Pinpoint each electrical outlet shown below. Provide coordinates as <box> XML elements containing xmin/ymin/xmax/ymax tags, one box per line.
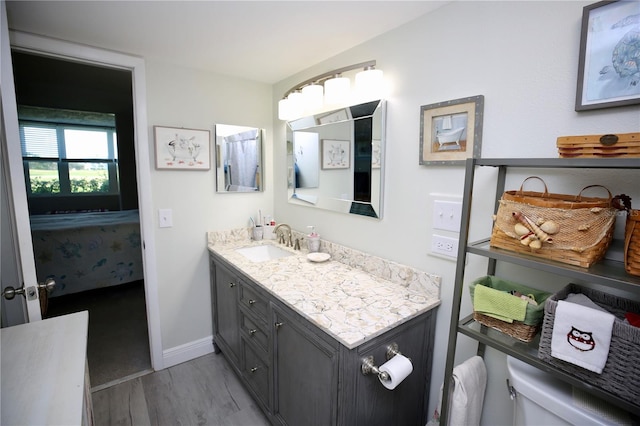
<box><xmin>433</xmin><ymin>200</ymin><xmax>463</xmax><ymax>232</ymax></box>
<box><xmin>431</xmin><ymin>234</ymin><xmax>458</xmax><ymax>258</ymax></box>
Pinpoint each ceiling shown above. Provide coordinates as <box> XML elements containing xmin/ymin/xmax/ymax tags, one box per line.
<box><xmin>5</xmin><ymin>1</ymin><xmax>446</xmax><ymax>84</ymax></box>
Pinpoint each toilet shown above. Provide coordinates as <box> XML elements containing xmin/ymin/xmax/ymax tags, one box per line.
<box><xmin>506</xmin><ymin>356</ymin><xmax>633</xmax><ymax>425</ymax></box>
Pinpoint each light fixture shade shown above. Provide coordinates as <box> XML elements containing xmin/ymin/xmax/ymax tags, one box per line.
<box><xmin>287</xmin><ymin>91</ymin><xmax>304</xmax><ymax>119</ymax></box>
<box><xmin>278</xmin><ymin>98</ymin><xmax>291</xmax><ymax>120</ymax></box>
<box><xmin>302</xmin><ymin>84</ymin><xmax>324</xmax><ymax>111</ymax></box>
<box><xmin>355</xmin><ymin>68</ymin><xmax>384</xmax><ymax>98</ymax></box>
<box><xmin>324</xmin><ymin>76</ymin><xmax>351</xmax><ymax>105</ymax></box>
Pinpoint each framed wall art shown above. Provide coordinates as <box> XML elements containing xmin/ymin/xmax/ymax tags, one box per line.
<box><xmin>575</xmin><ymin>0</ymin><xmax>640</xmax><ymax>111</ymax></box>
<box><xmin>419</xmin><ymin>95</ymin><xmax>484</xmax><ymax>166</ymax></box>
<box><xmin>321</xmin><ymin>139</ymin><xmax>350</xmax><ymax>169</ymax></box>
<box><xmin>154</xmin><ymin>126</ymin><xmax>211</xmax><ymax>170</ymax></box>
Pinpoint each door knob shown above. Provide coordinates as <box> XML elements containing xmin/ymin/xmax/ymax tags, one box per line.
<box><xmin>1</xmin><ymin>285</ymin><xmax>25</xmax><ymax>300</ymax></box>
<box><xmin>2</xmin><ymin>279</ymin><xmax>56</xmax><ymax>301</ymax></box>
<box><xmin>38</xmin><ymin>278</ymin><xmax>56</xmax><ymax>292</ymax></box>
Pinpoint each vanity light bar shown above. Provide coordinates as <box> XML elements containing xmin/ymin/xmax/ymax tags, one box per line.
<box><xmin>278</xmin><ymin>60</ymin><xmax>383</xmax><ymax>121</ymax></box>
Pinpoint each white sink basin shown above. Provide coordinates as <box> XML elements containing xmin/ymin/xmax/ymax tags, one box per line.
<box><xmin>235</xmin><ymin>244</ymin><xmax>294</xmax><ymax>262</ymax></box>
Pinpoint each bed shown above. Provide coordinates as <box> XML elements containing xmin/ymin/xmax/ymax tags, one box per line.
<box><xmin>30</xmin><ymin>210</ymin><xmax>144</xmax><ymax>298</ymax></box>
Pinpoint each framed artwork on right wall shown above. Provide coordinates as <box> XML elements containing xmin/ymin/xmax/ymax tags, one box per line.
<box><xmin>575</xmin><ymin>0</ymin><xmax>640</xmax><ymax>111</ymax></box>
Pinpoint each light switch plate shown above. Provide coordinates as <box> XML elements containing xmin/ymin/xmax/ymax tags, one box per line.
<box><xmin>433</xmin><ymin>200</ymin><xmax>462</xmax><ymax>232</ymax></box>
<box><xmin>158</xmin><ymin>208</ymin><xmax>173</xmax><ymax>228</ymax></box>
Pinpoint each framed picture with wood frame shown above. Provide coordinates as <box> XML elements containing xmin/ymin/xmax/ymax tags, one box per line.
<box><xmin>575</xmin><ymin>0</ymin><xmax>640</xmax><ymax>111</ymax></box>
<box><xmin>154</xmin><ymin>126</ymin><xmax>211</xmax><ymax>170</ymax></box>
<box><xmin>419</xmin><ymin>95</ymin><xmax>484</xmax><ymax>166</ymax></box>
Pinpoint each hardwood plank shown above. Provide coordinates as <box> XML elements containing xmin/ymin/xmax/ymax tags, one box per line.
<box><xmin>92</xmin><ymin>353</ymin><xmax>269</xmax><ymax>426</ymax></box>
<box><xmin>92</xmin><ymin>378</ymin><xmax>151</xmax><ymax>426</ymax></box>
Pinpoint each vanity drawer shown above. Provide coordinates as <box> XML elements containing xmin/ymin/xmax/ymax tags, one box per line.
<box><xmin>239</xmin><ymin>283</ymin><xmax>268</xmax><ymax>321</ymax></box>
<box><xmin>240</xmin><ymin>310</ymin><xmax>269</xmax><ymax>354</ymax></box>
<box><xmin>242</xmin><ymin>339</ymin><xmax>270</xmax><ymax>410</ymax></box>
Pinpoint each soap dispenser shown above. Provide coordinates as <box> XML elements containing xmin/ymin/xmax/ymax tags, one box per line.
<box><xmin>307</xmin><ymin>226</ymin><xmax>320</xmax><ymax>253</ymax></box>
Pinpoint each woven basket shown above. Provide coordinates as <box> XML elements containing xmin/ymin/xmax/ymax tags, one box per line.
<box><xmin>472</xmin><ymin>312</ymin><xmax>539</xmax><ymax>342</ymax></box>
<box><xmin>557</xmin><ymin>132</ymin><xmax>640</xmax><ymax>158</ymax></box>
<box><xmin>469</xmin><ymin>276</ymin><xmax>551</xmax><ymax>343</ymax></box>
<box><xmin>538</xmin><ymin>284</ymin><xmax>640</xmax><ymax>405</ymax></box>
<box><xmin>490</xmin><ymin>177</ymin><xmax>616</xmax><ymax>268</ymax></box>
<box><xmin>625</xmin><ymin>209</ymin><xmax>640</xmax><ymax>276</ymax></box>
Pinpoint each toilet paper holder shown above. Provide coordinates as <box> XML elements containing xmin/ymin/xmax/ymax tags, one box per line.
<box><xmin>361</xmin><ymin>342</ymin><xmax>405</xmax><ymax>382</ymax></box>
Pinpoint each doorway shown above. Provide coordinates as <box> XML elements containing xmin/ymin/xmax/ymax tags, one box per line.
<box><xmin>11</xmin><ymin>51</ymin><xmax>152</xmax><ymax>388</ymax></box>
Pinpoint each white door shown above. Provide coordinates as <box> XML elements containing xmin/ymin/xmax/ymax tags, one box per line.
<box><xmin>4</xmin><ymin>16</ymin><xmax>163</xmax><ymax>369</ymax></box>
<box><xmin>0</xmin><ymin>1</ymin><xmax>42</xmax><ymax>323</ymax></box>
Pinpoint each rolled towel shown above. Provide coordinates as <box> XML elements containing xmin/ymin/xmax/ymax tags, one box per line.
<box><xmin>551</xmin><ymin>300</ymin><xmax>615</xmax><ymax>374</ymax></box>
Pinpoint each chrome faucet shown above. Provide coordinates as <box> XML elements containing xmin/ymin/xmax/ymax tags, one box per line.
<box><xmin>274</xmin><ymin>223</ymin><xmax>292</xmax><ymax>247</ymax></box>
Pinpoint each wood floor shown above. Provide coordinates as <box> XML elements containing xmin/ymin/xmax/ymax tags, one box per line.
<box><xmin>92</xmin><ymin>352</ymin><xmax>270</xmax><ymax>426</ymax></box>
<box><xmin>45</xmin><ymin>281</ymin><xmax>151</xmax><ymax>387</ymax></box>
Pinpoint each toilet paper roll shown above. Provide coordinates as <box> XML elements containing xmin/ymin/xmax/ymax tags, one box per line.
<box><xmin>379</xmin><ymin>354</ymin><xmax>413</xmax><ymax>390</ymax></box>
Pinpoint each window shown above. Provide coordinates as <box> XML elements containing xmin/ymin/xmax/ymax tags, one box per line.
<box><xmin>18</xmin><ymin>107</ymin><xmax>119</xmax><ymax>196</ymax></box>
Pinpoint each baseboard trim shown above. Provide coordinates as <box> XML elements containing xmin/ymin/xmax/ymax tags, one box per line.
<box><xmin>162</xmin><ymin>336</ymin><xmax>215</xmax><ymax>369</ymax></box>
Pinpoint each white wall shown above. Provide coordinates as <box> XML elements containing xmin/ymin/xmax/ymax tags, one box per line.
<box><xmin>272</xmin><ymin>2</ymin><xmax>639</xmax><ymax>424</ymax></box>
<box><xmin>144</xmin><ymin>61</ymin><xmax>274</xmax><ymax>351</ymax></box>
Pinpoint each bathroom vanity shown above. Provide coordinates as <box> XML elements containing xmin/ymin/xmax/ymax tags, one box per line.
<box><xmin>207</xmin><ymin>230</ymin><xmax>440</xmax><ymax>426</ymax></box>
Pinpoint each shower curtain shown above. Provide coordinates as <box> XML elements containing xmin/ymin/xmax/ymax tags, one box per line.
<box><xmin>225</xmin><ymin>129</ymin><xmax>259</xmax><ymax>190</ymax></box>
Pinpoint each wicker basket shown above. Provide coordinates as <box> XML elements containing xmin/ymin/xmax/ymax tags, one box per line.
<box><xmin>469</xmin><ymin>276</ymin><xmax>551</xmax><ymax>343</ymax></box>
<box><xmin>538</xmin><ymin>284</ymin><xmax>640</xmax><ymax>405</ymax></box>
<box><xmin>557</xmin><ymin>132</ymin><xmax>640</xmax><ymax>158</ymax></box>
<box><xmin>625</xmin><ymin>209</ymin><xmax>640</xmax><ymax>277</ymax></box>
<box><xmin>490</xmin><ymin>177</ymin><xmax>617</xmax><ymax>268</ymax></box>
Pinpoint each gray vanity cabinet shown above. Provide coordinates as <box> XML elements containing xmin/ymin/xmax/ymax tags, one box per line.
<box><xmin>272</xmin><ymin>304</ymin><xmax>339</xmax><ymax>426</ymax></box>
<box><xmin>210</xmin><ymin>257</ymin><xmax>242</xmax><ymax>368</ymax></box>
<box><xmin>209</xmin><ymin>252</ymin><xmax>436</xmax><ymax>426</ymax></box>
<box><xmin>239</xmin><ymin>279</ymin><xmax>273</xmax><ymax>413</ymax></box>
<box><xmin>345</xmin><ymin>313</ymin><xmax>434</xmax><ymax>426</ymax></box>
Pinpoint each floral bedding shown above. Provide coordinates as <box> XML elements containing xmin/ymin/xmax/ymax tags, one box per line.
<box><xmin>30</xmin><ymin>210</ymin><xmax>143</xmax><ymax>297</ymax></box>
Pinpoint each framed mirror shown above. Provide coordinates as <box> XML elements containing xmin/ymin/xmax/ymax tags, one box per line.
<box><xmin>215</xmin><ymin>124</ymin><xmax>264</xmax><ymax>192</ymax></box>
<box><xmin>287</xmin><ymin>99</ymin><xmax>386</xmax><ymax>218</ymax></box>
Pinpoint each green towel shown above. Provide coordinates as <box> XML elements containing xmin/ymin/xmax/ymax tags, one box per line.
<box><xmin>474</xmin><ymin>284</ymin><xmax>528</xmax><ymax>323</ymax></box>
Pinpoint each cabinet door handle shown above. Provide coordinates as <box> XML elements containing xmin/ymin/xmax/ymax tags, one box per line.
<box><xmin>275</xmin><ymin>322</ymin><xmax>284</xmax><ymax>329</ymax></box>
<box><xmin>248</xmin><ymin>299</ymin><xmax>256</xmax><ymax>305</ymax></box>
<box><xmin>249</xmin><ymin>329</ymin><xmax>257</xmax><ymax>335</ymax></box>
<box><xmin>250</xmin><ymin>366</ymin><xmax>259</xmax><ymax>373</ymax></box>
<box><xmin>229</xmin><ymin>282</ymin><xmax>235</xmax><ymax>288</ymax></box>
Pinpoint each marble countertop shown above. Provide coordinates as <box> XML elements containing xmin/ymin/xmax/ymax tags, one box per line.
<box><xmin>208</xmin><ymin>233</ymin><xmax>440</xmax><ymax>349</ymax></box>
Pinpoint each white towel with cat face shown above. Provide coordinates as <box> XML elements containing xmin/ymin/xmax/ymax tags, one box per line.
<box><xmin>550</xmin><ymin>300</ymin><xmax>615</xmax><ymax>374</ymax></box>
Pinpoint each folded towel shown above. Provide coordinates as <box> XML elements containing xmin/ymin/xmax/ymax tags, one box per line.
<box><xmin>551</xmin><ymin>300</ymin><xmax>615</xmax><ymax>374</ymax></box>
<box><xmin>474</xmin><ymin>284</ymin><xmax>528</xmax><ymax>323</ymax></box>
<box><xmin>625</xmin><ymin>312</ymin><xmax>640</xmax><ymax>328</ymax></box>
<box><xmin>565</xmin><ymin>293</ymin><xmax>608</xmax><ymax>313</ymax></box>
<box><xmin>433</xmin><ymin>356</ymin><xmax>487</xmax><ymax>426</ymax></box>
